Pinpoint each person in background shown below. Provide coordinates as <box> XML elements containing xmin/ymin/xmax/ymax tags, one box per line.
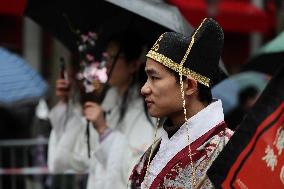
<box><xmin>225</xmin><ymin>86</ymin><xmax>259</xmax><ymax>130</ymax></box>
<box><xmin>48</xmin><ymin>31</ymin><xmax>156</xmax><ymax>189</ymax></box>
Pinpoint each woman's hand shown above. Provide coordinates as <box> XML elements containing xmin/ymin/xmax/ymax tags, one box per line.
<box><xmin>83</xmin><ymin>102</ymin><xmax>108</xmax><ymax>135</ymax></box>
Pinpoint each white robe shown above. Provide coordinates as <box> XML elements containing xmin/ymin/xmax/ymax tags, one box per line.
<box><xmin>48</xmin><ymin>86</ymin><xmax>155</xmax><ymax>189</ymax></box>
<box><xmin>128</xmin><ymin>100</ymin><xmax>233</xmax><ymax>189</ymax></box>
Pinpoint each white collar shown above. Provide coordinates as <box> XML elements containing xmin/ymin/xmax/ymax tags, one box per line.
<box><xmin>141</xmin><ymin>100</ymin><xmax>224</xmax><ymax>188</ymax></box>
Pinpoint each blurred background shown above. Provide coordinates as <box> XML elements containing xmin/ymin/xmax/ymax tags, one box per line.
<box><xmin>0</xmin><ymin>0</ymin><xmax>283</xmax><ymax>188</ymax></box>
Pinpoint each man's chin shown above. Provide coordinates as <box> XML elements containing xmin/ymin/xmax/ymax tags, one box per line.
<box><xmin>148</xmin><ymin>109</ymin><xmax>164</xmax><ymax>118</ymax></box>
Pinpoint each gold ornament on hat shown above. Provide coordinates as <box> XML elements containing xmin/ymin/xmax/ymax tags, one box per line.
<box><xmin>179</xmin><ymin>18</ymin><xmax>208</xmax><ymax>188</ymax></box>
<box><xmin>146</xmin><ymin>27</ymin><xmax>211</xmax><ymax>87</ymax></box>
<box><xmin>151</xmin><ymin>33</ymin><xmax>165</xmax><ymax>52</ymax></box>
<box><xmin>146</xmin><ymin>50</ymin><xmax>210</xmax><ymax>87</ymax></box>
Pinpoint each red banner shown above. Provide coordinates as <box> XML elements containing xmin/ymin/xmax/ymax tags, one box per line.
<box><xmin>208</xmin><ymin>64</ymin><xmax>284</xmax><ymax>189</ymax></box>
<box><xmin>223</xmin><ymin>103</ymin><xmax>284</xmax><ymax>188</ymax></box>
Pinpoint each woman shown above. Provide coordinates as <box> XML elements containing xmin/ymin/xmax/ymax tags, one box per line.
<box><xmin>48</xmin><ymin>31</ymin><xmax>155</xmax><ymax>189</ymax></box>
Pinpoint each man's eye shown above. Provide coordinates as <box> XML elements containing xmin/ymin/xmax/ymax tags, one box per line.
<box><xmin>151</xmin><ymin>76</ymin><xmax>159</xmax><ymax>80</ymax></box>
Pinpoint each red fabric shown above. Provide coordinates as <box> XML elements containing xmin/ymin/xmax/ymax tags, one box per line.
<box><xmin>129</xmin><ymin>151</ymin><xmax>151</xmax><ymax>186</ymax></box>
<box><xmin>169</xmin><ymin>0</ymin><xmax>275</xmax><ymax>34</ymax></box>
<box><xmin>150</xmin><ymin>122</ymin><xmax>227</xmax><ymax>189</ymax></box>
<box><xmin>222</xmin><ymin>102</ymin><xmax>284</xmax><ymax>189</ymax></box>
<box><xmin>0</xmin><ymin>0</ymin><xmax>27</xmax><ymax>16</ymax></box>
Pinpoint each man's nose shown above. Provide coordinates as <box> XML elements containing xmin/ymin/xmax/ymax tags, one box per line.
<box><xmin>141</xmin><ymin>82</ymin><xmax>150</xmax><ymax>96</ymax></box>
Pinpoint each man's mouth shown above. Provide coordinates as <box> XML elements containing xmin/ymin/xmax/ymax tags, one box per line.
<box><xmin>145</xmin><ymin>99</ymin><xmax>154</xmax><ymax>107</ymax></box>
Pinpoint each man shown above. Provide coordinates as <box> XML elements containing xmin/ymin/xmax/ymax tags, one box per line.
<box><xmin>128</xmin><ymin>18</ymin><xmax>233</xmax><ymax>189</ymax></box>
<box><xmin>225</xmin><ymin>86</ymin><xmax>259</xmax><ymax>130</ymax></box>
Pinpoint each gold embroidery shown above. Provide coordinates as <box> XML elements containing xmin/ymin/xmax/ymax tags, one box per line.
<box><xmin>146</xmin><ymin>50</ymin><xmax>210</xmax><ymax>87</ymax></box>
<box><xmin>180</xmin><ymin>18</ymin><xmax>206</xmax><ymax>69</ymax></box>
<box><xmin>151</xmin><ymin>33</ymin><xmax>165</xmax><ymax>52</ymax></box>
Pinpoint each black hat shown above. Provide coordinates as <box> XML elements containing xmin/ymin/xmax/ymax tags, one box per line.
<box><xmin>146</xmin><ymin>18</ymin><xmax>224</xmax><ymax>87</ymax></box>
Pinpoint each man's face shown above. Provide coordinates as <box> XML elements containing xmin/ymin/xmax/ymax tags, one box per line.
<box><xmin>141</xmin><ymin>58</ymin><xmax>183</xmax><ymax>118</ymax></box>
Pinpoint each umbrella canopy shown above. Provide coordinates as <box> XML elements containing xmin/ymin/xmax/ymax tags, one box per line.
<box><xmin>208</xmin><ymin>64</ymin><xmax>284</xmax><ymax>189</ymax></box>
<box><xmin>24</xmin><ymin>0</ymin><xmax>193</xmax><ymax>52</ymax></box>
<box><xmin>0</xmin><ymin>47</ymin><xmax>48</xmax><ymax>106</ymax></box>
<box><xmin>25</xmin><ymin>0</ymin><xmax>231</xmax><ymax>79</ymax></box>
<box><xmin>106</xmin><ymin>0</ymin><xmax>191</xmax><ymax>35</ymax></box>
<box><xmin>212</xmin><ymin>71</ymin><xmax>270</xmax><ymax>114</ymax></box>
<box><xmin>242</xmin><ymin>31</ymin><xmax>284</xmax><ymax>75</ymax></box>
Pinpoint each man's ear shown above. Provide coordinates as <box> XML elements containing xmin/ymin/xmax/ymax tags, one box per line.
<box><xmin>184</xmin><ymin>77</ymin><xmax>198</xmax><ymax>96</ymax></box>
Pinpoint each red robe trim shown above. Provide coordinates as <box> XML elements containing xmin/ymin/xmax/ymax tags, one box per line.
<box><xmin>129</xmin><ymin>122</ymin><xmax>232</xmax><ymax>189</ymax></box>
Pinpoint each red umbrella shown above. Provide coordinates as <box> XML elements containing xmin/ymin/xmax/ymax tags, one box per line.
<box><xmin>0</xmin><ymin>0</ymin><xmax>27</xmax><ymax>16</ymax></box>
<box><xmin>168</xmin><ymin>0</ymin><xmax>275</xmax><ymax>34</ymax></box>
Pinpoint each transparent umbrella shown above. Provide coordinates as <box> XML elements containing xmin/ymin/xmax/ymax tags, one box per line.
<box><xmin>212</xmin><ymin>71</ymin><xmax>270</xmax><ymax>114</ymax></box>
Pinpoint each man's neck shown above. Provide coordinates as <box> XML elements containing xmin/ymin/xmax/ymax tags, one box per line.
<box><xmin>165</xmin><ymin>100</ymin><xmax>208</xmax><ymax>138</ymax></box>
<box><xmin>163</xmin><ymin>119</ymin><xmax>182</xmax><ymax>138</ymax></box>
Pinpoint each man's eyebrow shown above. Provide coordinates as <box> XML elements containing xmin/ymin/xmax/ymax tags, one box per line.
<box><xmin>145</xmin><ymin>68</ymin><xmax>159</xmax><ymax>75</ymax></box>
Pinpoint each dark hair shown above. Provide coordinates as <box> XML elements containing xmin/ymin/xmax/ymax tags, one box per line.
<box><xmin>108</xmin><ymin>31</ymin><xmax>143</xmax><ymax>63</ymax></box>
<box><xmin>108</xmin><ymin>32</ymin><xmax>154</xmax><ymax>126</ymax></box>
<box><xmin>168</xmin><ymin>68</ymin><xmax>213</xmax><ymax>104</ymax></box>
<box><xmin>197</xmin><ymin>83</ymin><xmax>213</xmax><ymax>104</ymax></box>
<box><xmin>239</xmin><ymin>86</ymin><xmax>259</xmax><ymax>105</ymax></box>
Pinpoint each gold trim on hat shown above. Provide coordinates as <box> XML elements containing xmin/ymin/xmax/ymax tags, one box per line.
<box><xmin>146</xmin><ymin>50</ymin><xmax>210</xmax><ymax>87</ymax></box>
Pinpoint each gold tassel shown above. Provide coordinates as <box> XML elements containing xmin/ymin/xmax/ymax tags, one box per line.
<box><xmin>178</xmin><ymin>18</ymin><xmax>208</xmax><ymax>188</ymax></box>
<box><xmin>146</xmin><ymin>118</ymin><xmax>160</xmax><ymax>178</ymax></box>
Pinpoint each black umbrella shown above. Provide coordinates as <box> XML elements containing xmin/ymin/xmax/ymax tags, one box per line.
<box><xmin>241</xmin><ymin>31</ymin><xmax>284</xmax><ymax>75</ymax></box>
<box><xmin>207</xmin><ymin>64</ymin><xmax>284</xmax><ymax>189</ymax></box>
<box><xmin>25</xmin><ymin>0</ymin><xmax>194</xmax><ymax>158</ymax></box>
<box><xmin>25</xmin><ymin>0</ymin><xmax>229</xmax><ymax>81</ymax></box>
<box><xmin>24</xmin><ymin>0</ymin><xmax>193</xmax><ymax>52</ymax></box>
